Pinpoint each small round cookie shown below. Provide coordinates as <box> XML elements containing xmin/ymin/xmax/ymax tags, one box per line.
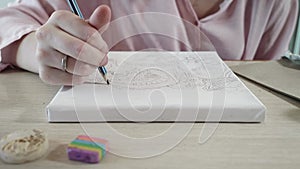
<box><xmin>0</xmin><ymin>129</ymin><xmax>49</xmax><ymax>164</ymax></box>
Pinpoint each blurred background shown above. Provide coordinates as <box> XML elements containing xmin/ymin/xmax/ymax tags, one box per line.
<box><xmin>0</xmin><ymin>0</ymin><xmax>12</xmax><ymax>7</ymax></box>
<box><xmin>0</xmin><ymin>0</ymin><xmax>299</xmax><ymax>55</ymax></box>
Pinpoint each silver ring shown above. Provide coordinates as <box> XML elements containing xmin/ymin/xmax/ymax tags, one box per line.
<box><xmin>61</xmin><ymin>55</ymin><xmax>68</xmax><ymax>72</ymax></box>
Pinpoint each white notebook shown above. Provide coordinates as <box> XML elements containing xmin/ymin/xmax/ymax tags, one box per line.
<box><xmin>46</xmin><ymin>52</ymin><xmax>265</xmax><ymax>122</ymax></box>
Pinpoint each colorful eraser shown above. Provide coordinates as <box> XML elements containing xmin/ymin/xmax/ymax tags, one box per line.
<box><xmin>67</xmin><ymin>135</ymin><xmax>109</xmax><ymax>163</ymax></box>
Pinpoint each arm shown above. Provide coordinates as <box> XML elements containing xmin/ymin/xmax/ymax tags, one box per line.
<box><xmin>0</xmin><ymin>0</ymin><xmax>55</xmax><ymax>72</ymax></box>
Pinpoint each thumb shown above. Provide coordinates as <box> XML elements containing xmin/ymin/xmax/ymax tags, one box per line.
<box><xmin>88</xmin><ymin>5</ymin><xmax>111</xmax><ymax>34</ymax></box>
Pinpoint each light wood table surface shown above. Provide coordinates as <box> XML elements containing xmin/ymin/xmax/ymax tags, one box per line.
<box><xmin>0</xmin><ymin>62</ymin><xmax>299</xmax><ymax>169</ymax></box>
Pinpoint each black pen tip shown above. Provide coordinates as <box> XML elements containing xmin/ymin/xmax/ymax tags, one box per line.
<box><xmin>106</xmin><ymin>79</ymin><xmax>110</xmax><ymax>85</ymax></box>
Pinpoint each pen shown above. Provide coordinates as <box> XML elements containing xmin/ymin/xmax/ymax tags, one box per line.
<box><xmin>66</xmin><ymin>0</ymin><xmax>110</xmax><ymax>85</ymax></box>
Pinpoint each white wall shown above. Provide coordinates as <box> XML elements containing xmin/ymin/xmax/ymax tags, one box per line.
<box><xmin>0</xmin><ymin>0</ymin><xmax>15</xmax><ymax>8</ymax></box>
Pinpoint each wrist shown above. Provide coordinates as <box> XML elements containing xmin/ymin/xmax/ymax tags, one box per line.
<box><xmin>15</xmin><ymin>32</ymin><xmax>39</xmax><ymax>73</ymax></box>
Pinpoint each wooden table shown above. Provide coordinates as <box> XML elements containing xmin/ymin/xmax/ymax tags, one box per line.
<box><xmin>0</xmin><ymin>62</ymin><xmax>299</xmax><ymax>169</ymax></box>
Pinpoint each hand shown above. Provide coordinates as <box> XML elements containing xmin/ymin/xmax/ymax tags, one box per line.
<box><xmin>35</xmin><ymin>5</ymin><xmax>111</xmax><ymax>85</ymax></box>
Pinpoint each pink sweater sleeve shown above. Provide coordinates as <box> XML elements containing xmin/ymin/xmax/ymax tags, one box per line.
<box><xmin>254</xmin><ymin>0</ymin><xmax>299</xmax><ymax>60</ymax></box>
<box><xmin>0</xmin><ymin>0</ymin><xmax>67</xmax><ymax>71</ymax></box>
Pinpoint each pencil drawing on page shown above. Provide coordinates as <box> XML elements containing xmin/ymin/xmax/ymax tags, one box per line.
<box><xmin>85</xmin><ymin>52</ymin><xmax>241</xmax><ymax>91</ymax></box>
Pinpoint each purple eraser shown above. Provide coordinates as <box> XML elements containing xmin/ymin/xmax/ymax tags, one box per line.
<box><xmin>67</xmin><ymin>147</ymin><xmax>99</xmax><ymax>163</ymax></box>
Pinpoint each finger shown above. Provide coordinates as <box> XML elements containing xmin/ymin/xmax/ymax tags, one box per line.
<box><xmin>36</xmin><ymin>25</ymin><xmax>106</xmax><ymax>66</ymax></box>
<box><xmin>36</xmin><ymin>47</ymin><xmax>98</xmax><ymax>76</ymax></box>
<box><xmin>99</xmin><ymin>55</ymin><xmax>108</xmax><ymax>66</ymax></box>
<box><xmin>89</xmin><ymin>5</ymin><xmax>111</xmax><ymax>33</ymax></box>
<box><xmin>48</xmin><ymin>11</ymin><xmax>108</xmax><ymax>52</ymax></box>
<box><xmin>39</xmin><ymin>65</ymin><xmax>87</xmax><ymax>86</ymax></box>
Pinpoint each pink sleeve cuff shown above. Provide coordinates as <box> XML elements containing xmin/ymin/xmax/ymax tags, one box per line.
<box><xmin>0</xmin><ymin>63</ymin><xmax>10</xmax><ymax>72</ymax></box>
